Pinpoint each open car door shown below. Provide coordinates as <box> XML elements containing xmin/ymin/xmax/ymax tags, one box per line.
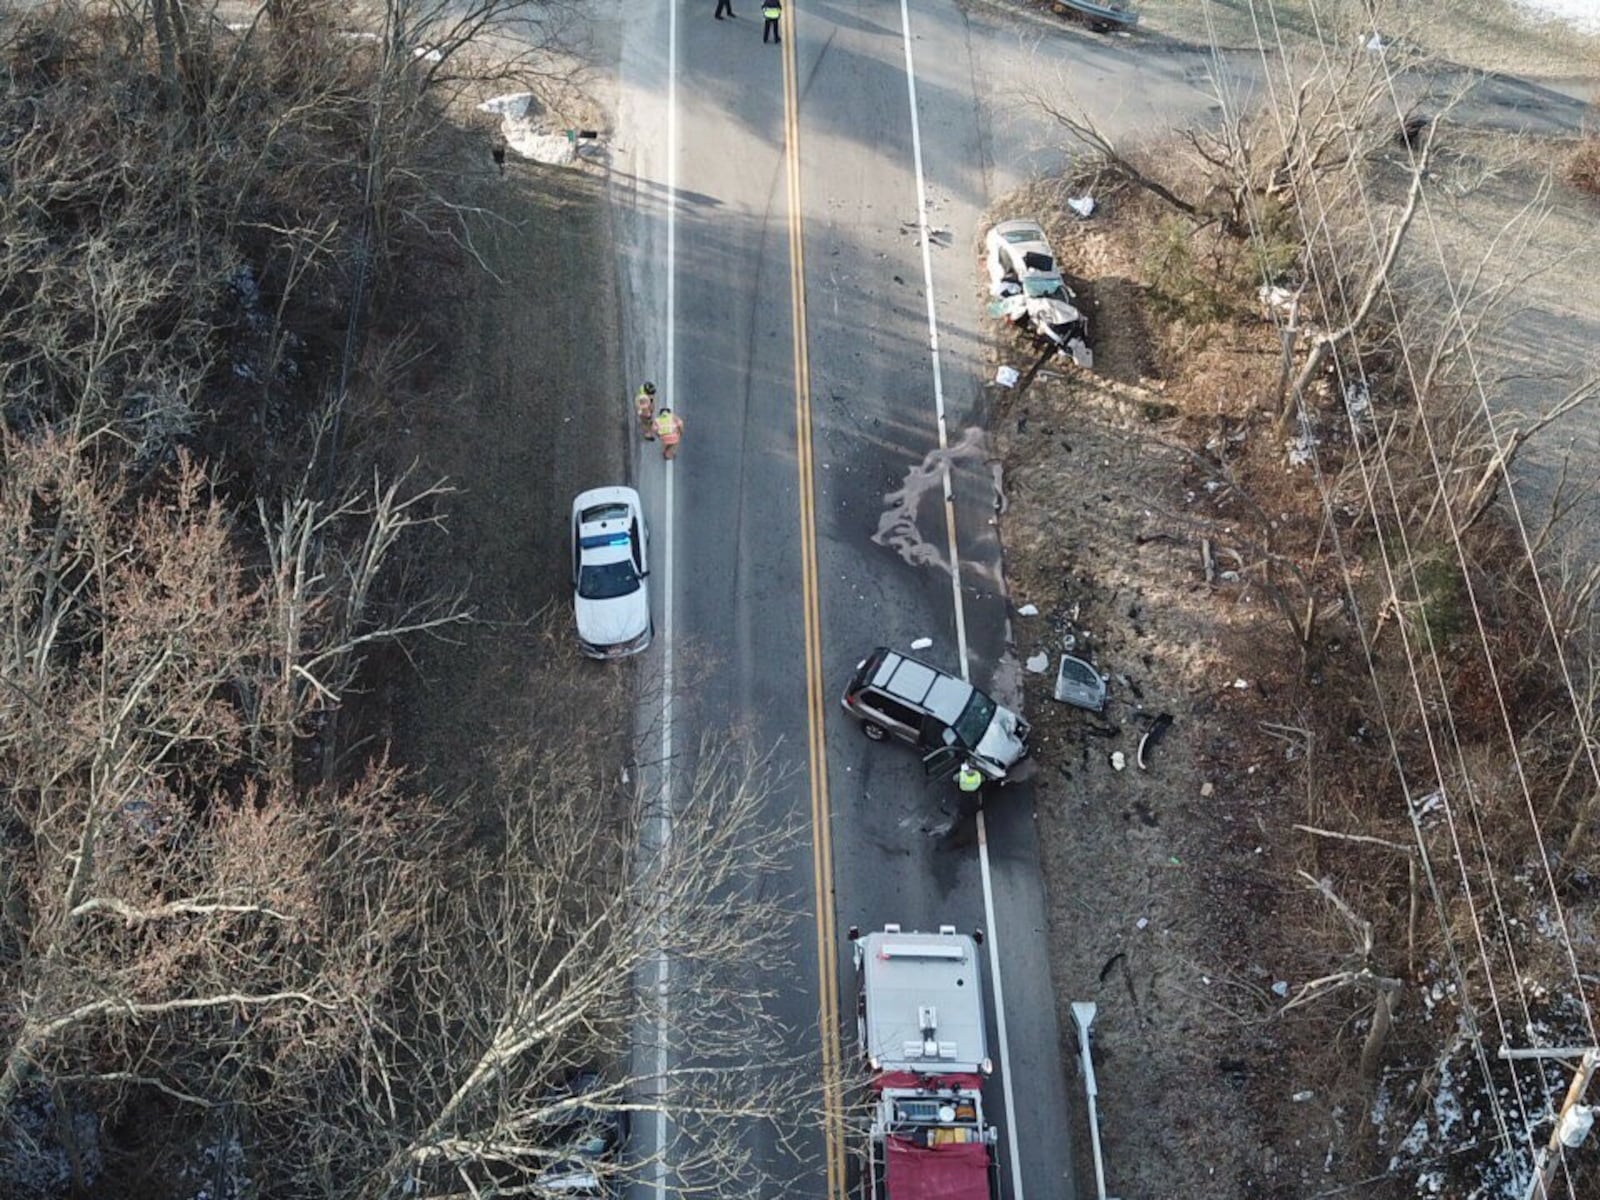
<box><xmin>921</xmin><ymin>746</ymin><xmax>965</xmax><ymax>780</ymax></box>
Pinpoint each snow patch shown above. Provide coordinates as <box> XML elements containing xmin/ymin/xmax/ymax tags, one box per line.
<box><xmin>478</xmin><ymin>93</ymin><xmax>576</xmax><ymax>165</ymax></box>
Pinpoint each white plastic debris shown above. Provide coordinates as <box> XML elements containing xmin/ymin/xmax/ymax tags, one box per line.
<box><xmin>1068</xmin><ymin>339</ymin><xmax>1094</xmax><ymax>369</ymax></box>
<box><xmin>1200</xmin><ymin>781</ymin><xmax>1214</xmax><ymax>798</ymax></box>
<box><xmin>1135</xmin><ymin>916</ymin><xmax>1149</xmax><ymax>930</ymax></box>
<box><xmin>995</xmin><ymin>365</ymin><xmax>1021</xmax><ymax>388</ymax></box>
<box><xmin>1232</xmin><ymin>678</ymin><xmax>1250</xmax><ymax>690</ymax></box>
<box><xmin>1017</xmin><ymin>603</ymin><xmax>1039</xmax><ymax>617</ymax></box>
<box><xmin>1345</xmin><ymin>381</ymin><xmax>1372</xmax><ymax>419</ymax></box>
<box><xmin>1366</xmin><ymin>31</ymin><xmax>1386</xmax><ymax>53</ymax></box>
<box><xmin>1272</xmin><ymin>980</ymin><xmax>1290</xmax><ymax>998</ymax></box>
<box><xmin>910</xmin><ymin>637</ymin><xmax>934</xmax><ymax>651</ymax></box>
<box><xmin>1110</xmin><ymin>751</ymin><xmax>1126</xmax><ymax>772</ymax></box>
<box><xmin>1026</xmin><ymin>652</ymin><xmax>1050</xmax><ymax>674</ymax></box>
<box><xmin>1413</xmin><ymin>789</ymin><xmax>1444</xmax><ymax>818</ymax></box>
<box><xmin>1292</xmin><ymin>1090</ymin><xmax>1316</xmax><ymax>1103</ymax></box>
<box><xmin>1286</xmin><ymin>431</ymin><xmax>1319</xmax><ymax>468</ymax></box>
<box><xmin>1067</xmin><ymin>195</ymin><xmax>1096</xmax><ymax>219</ymax></box>
<box><xmin>1258</xmin><ymin>284</ymin><xmax>1296</xmax><ymax>315</ymax></box>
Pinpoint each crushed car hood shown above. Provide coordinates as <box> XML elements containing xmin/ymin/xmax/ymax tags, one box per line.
<box><xmin>974</xmin><ymin>705</ymin><xmax>1029</xmax><ymax>777</ymax></box>
<box><xmin>996</xmin><ymin>293</ymin><xmax>1083</xmax><ymax>336</ymax></box>
<box><xmin>1026</xmin><ymin>294</ymin><xmax>1083</xmax><ymax>335</ymax></box>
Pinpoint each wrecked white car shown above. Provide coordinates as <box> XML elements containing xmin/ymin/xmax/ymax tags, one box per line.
<box><xmin>984</xmin><ymin>219</ymin><xmax>1092</xmax><ymax>367</ymax></box>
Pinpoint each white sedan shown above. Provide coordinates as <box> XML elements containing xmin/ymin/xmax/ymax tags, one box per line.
<box><xmin>984</xmin><ymin>218</ymin><xmax>1093</xmax><ymax>366</ymax></box>
<box><xmin>571</xmin><ymin>487</ymin><xmax>652</xmax><ymax>659</ymax></box>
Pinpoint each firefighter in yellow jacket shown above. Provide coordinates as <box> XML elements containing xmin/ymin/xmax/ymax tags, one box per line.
<box><xmin>654</xmin><ymin>407</ymin><xmax>684</xmax><ymax>459</ymax></box>
<box><xmin>635</xmin><ymin>382</ymin><xmax>657</xmax><ymax>440</ymax></box>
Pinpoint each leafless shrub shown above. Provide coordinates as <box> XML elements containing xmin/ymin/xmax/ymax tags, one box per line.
<box><xmin>1566</xmin><ymin>134</ymin><xmax>1600</xmax><ymax>197</ymax></box>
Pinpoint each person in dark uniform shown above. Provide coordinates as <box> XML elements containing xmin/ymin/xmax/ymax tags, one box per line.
<box><xmin>714</xmin><ymin>0</ymin><xmax>734</xmax><ymax>18</ymax></box>
<box><xmin>762</xmin><ymin>0</ymin><xmax>781</xmax><ymax>43</ymax></box>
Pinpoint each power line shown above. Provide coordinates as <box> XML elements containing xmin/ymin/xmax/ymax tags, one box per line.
<box><xmin>1243</xmin><ymin>0</ymin><xmax>1600</xmax><ymax>1189</ymax></box>
<box><xmin>1194</xmin><ymin>0</ymin><xmax>1538</xmax><ymax>1177</ymax></box>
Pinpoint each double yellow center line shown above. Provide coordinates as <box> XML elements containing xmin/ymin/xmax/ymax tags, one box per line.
<box><xmin>781</xmin><ymin>8</ymin><xmax>850</xmax><ymax>1198</ymax></box>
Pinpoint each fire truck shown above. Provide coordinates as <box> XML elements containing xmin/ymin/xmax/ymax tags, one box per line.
<box><xmin>848</xmin><ymin>923</ymin><xmax>1001</xmax><ymax>1200</ymax></box>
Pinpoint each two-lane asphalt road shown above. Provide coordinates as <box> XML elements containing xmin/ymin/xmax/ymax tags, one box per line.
<box><xmin>614</xmin><ymin>3</ymin><xmax>1091</xmax><ymax>1197</ymax></box>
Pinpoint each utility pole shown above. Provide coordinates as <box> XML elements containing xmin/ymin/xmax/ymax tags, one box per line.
<box><xmin>1498</xmin><ymin>1045</ymin><xmax>1598</xmax><ymax>1200</ymax></box>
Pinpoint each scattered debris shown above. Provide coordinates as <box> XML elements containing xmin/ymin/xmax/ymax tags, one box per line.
<box><xmin>1026</xmin><ymin>651</ymin><xmax>1051</xmax><ymax>673</ymax></box>
<box><xmin>1344</xmin><ymin>381</ymin><xmax>1372</xmax><ymax>420</ymax></box>
<box><xmin>1017</xmin><ymin>603</ymin><xmax>1039</xmax><ymax>616</ymax></box>
<box><xmin>1272</xmin><ymin>980</ymin><xmax>1290</xmax><ymax>998</ymax></box>
<box><xmin>1136</xmin><ymin>712</ymin><xmax>1174</xmax><ymax>769</ymax></box>
<box><xmin>1135</xmin><ymin>916</ymin><xmax>1149</xmax><ymax>930</ymax></box>
<box><xmin>996</xmin><ymin>365</ymin><xmax>1021</xmax><ymax>388</ymax></box>
<box><xmin>1286</xmin><ymin>427</ymin><xmax>1320</xmax><ymax>469</ymax></box>
<box><xmin>1232</xmin><ymin>678</ymin><xmax>1250</xmax><ymax>690</ymax></box>
<box><xmin>1200</xmin><ymin>781</ymin><xmax>1214</xmax><ymax>798</ymax></box>
<box><xmin>1067</xmin><ymin>195</ymin><xmax>1096</xmax><ymax>219</ymax></box>
<box><xmin>910</xmin><ymin>636</ymin><xmax>934</xmax><ymax>651</ymax></box>
<box><xmin>1258</xmin><ymin>284</ymin><xmax>1297</xmax><ymax>316</ymax></box>
<box><xmin>1110</xmin><ymin>750</ymin><xmax>1126</xmax><ymax>771</ymax></box>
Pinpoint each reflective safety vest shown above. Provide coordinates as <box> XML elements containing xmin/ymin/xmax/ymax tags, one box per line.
<box><xmin>957</xmin><ymin>763</ymin><xmax>984</xmax><ymax>792</ymax></box>
<box><xmin>762</xmin><ymin>3</ymin><xmax>781</xmax><ymax>17</ymax></box>
<box><xmin>635</xmin><ymin>389</ymin><xmax>655</xmax><ymax>418</ymax></box>
<box><xmin>655</xmin><ymin>412</ymin><xmax>682</xmax><ymax>443</ymax></box>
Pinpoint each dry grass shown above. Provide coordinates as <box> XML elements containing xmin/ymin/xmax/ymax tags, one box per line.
<box><xmin>994</xmin><ymin>111</ymin><xmax>1600</xmax><ymax>1196</ymax></box>
<box><xmin>1568</xmin><ymin>133</ymin><xmax>1600</xmax><ymax>195</ymax></box>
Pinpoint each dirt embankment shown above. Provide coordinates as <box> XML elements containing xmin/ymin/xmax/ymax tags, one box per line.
<box><xmin>989</xmin><ymin>167</ymin><xmax>1600</xmax><ymax>1197</ymax></box>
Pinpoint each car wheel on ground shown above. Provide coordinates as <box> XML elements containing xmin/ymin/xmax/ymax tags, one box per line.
<box><xmin>861</xmin><ymin>721</ymin><xmax>887</xmax><ymax>741</ymax></box>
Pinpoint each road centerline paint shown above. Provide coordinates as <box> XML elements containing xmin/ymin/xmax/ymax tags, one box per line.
<box><xmin>781</xmin><ymin>6</ymin><xmax>849</xmax><ymax>1198</ymax></box>
<box><xmin>893</xmin><ymin>4</ymin><xmax>1024</xmax><ymax>1199</ymax></box>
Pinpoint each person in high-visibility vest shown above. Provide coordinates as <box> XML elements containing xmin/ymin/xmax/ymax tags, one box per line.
<box><xmin>957</xmin><ymin>761</ymin><xmax>985</xmax><ymax>793</ymax></box>
<box><xmin>762</xmin><ymin>0</ymin><xmax>781</xmax><ymax>43</ymax></box>
<box><xmin>655</xmin><ymin>407</ymin><xmax>685</xmax><ymax>459</ymax></box>
<box><xmin>635</xmin><ymin>382</ymin><xmax>657</xmax><ymax>440</ymax></box>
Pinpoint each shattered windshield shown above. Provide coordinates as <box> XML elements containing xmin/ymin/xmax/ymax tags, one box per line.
<box><xmin>1025</xmin><ymin>276</ymin><xmax>1069</xmax><ymax>300</ymax></box>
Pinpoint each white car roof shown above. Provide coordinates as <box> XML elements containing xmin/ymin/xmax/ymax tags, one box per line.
<box><xmin>990</xmin><ymin>220</ymin><xmax>1057</xmax><ymax>274</ymax></box>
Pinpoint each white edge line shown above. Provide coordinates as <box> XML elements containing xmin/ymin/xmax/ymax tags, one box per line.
<box><xmin>896</xmin><ymin>4</ymin><xmax>1023</xmax><ymax>1200</ymax></box>
<box><xmin>654</xmin><ymin>0</ymin><xmax>677</xmax><ymax>1195</ymax></box>
<box><xmin>978</xmin><ymin>810</ymin><xmax>1025</xmax><ymax>1200</ymax></box>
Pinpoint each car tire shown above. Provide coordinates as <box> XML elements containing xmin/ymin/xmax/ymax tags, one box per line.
<box><xmin>861</xmin><ymin>721</ymin><xmax>888</xmax><ymax>742</ymax></box>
